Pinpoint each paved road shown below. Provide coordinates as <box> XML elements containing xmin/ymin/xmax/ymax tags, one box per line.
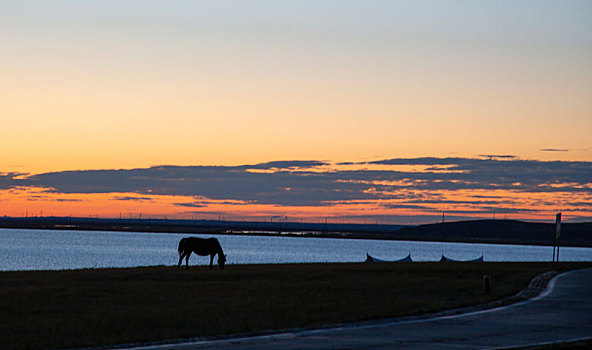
<box><xmin>132</xmin><ymin>269</ymin><xmax>592</xmax><ymax>350</ymax></box>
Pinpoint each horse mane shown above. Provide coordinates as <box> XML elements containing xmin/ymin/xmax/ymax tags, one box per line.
<box><xmin>213</xmin><ymin>238</ymin><xmax>224</xmax><ymax>256</ymax></box>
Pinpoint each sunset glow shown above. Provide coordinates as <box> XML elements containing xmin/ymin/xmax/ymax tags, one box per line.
<box><xmin>1</xmin><ymin>158</ymin><xmax>590</xmax><ymax>224</ymax></box>
<box><xmin>1</xmin><ymin>1</ymin><xmax>591</xmax><ymax>224</ymax></box>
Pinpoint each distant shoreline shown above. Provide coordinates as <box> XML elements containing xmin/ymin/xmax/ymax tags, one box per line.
<box><xmin>1</xmin><ymin>216</ymin><xmax>591</xmax><ymax>248</ymax></box>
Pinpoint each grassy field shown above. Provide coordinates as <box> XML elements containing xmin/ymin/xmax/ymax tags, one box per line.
<box><xmin>1</xmin><ymin>262</ymin><xmax>589</xmax><ymax>349</ymax></box>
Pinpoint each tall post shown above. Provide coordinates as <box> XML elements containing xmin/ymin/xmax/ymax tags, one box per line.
<box><xmin>556</xmin><ymin>235</ymin><xmax>561</xmax><ymax>262</ymax></box>
<box><xmin>554</xmin><ymin>212</ymin><xmax>562</xmax><ymax>262</ymax></box>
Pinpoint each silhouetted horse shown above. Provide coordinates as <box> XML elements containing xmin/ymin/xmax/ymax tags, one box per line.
<box><xmin>177</xmin><ymin>237</ymin><xmax>226</xmax><ymax>269</ymax></box>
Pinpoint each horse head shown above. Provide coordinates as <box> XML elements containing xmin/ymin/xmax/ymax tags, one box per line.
<box><xmin>218</xmin><ymin>254</ymin><xmax>227</xmax><ymax>269</ymax></box>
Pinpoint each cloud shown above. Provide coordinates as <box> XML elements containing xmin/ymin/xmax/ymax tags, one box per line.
<box><xmin>403</xmin><ymin>199</ymin><xmax>517</xmax><ymax>206</ymax></box>
<box><xmin>174</xmin><ymin>200</ymin><xmax>246</xmax><ymax>208</ymax></box>
<box><xmin>0</xmin><ymin>172</ymin><xmax>28</xmax><ymax>189</ymax></box>
<box><xmin>174</xmin><ymin>202</ymin><xmax>208</xmax><ymax>208</ymax></box>
<box><xmin>373</xmin><ymin>158</ymin><xmax>591</xmax><ymax>191</ymax></box>
<box><xmin>369</xmin><ymin>157</ymin><xmax>467</xmax><ymax>166</ymax></box>
<box><xmin>476</xmin><ymin>154</ymin><xmax>517</xmax><ymax>159</ymax></box>
<box><xmin>8</xmin><ymin>158</ymin><xmax>591</xmax><ymax>210</ymax></box>
<box><xmin>24</xmin><ymin>165</ymin><xmax>376</xmax><ymax>206</ymax></box>
<box><xmin>439</xmin><ymin>207</ymin><xmax>540</xmax><ymax>214</ymax></box>
<box><xmin>245</xmin><ymin>160</ymin><xmax>328</xmax><ymax>170</ymax></box>
<box><xmin>540</xmin><ymin>148</ymin><xmax>569</xmax><ymax>152</ymax></box>
<box><xmin>380</xmin><ymin>203</ymin><xmax>437</xmax><ymax>210</ymax></box>
<box><xmin>112</xmin><ymin>196</ymin><xmax>154</xmax><ymax>202</ymax></box>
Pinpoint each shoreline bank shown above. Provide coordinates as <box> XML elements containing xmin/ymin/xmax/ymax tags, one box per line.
<box><xmin>1</xmin><ymin>216</ymin><xmax>591</xmax><ymax>247</ymax></box>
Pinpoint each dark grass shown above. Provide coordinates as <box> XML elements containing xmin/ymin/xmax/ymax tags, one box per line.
<box><xmin>1</xmin><ymin>262</ymin><xmax>589</xmax><ymax>349</ymax></box>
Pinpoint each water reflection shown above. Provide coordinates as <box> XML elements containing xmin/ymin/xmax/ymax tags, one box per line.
<box><xmin>1</xmin><ymin>228</ymin><xmax>591</xmax><ymax>271</ymax></box>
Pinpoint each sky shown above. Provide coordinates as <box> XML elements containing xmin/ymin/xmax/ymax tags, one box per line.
<box><xmin>1</xmin><ymin>1</ymin><xmax>591</xmax><ymax>224</ymax></box>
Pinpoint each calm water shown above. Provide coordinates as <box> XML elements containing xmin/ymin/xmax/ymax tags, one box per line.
<box><xmin>1</xmin><ymin>228</ymin><xmax>591</xmax><ymax>271</ymax></box>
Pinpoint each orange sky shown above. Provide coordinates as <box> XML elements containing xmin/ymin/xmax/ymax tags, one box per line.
<box><xmin>1</xmin><ymin>1</ymin><xmax>591</xmax><ymax>223</ymax></box>
<box><xmin>1</xmin><ymin>186</ymin><xmax>588</xmax><ymax>224</ymax></box>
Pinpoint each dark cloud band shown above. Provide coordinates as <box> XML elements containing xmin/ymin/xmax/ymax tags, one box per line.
<box><xmin>2</xmin><ymin>158</ymin><xmax>590</xmax><ymax>209</ymax></box>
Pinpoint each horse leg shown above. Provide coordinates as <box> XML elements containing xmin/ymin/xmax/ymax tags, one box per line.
<box><xmin>209</xmin><ymin>254</ymin><xmax>214</xmax><ymax>269</ymax></box>
<box><xmin>185</xmin><ymin>252</ymin><xmax>191</xmax><ymax>269</ymax></box>
<box><xmin>178</xmin><ymin>252</ymin><xmax>186</xmax><ymax>268</ymax></box>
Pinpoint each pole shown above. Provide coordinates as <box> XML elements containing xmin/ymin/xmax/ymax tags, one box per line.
<box><xmin>554</xmin><ymin>212</ymin><xmax>562</xmax><ymax>262</ymax></box>
<box><xmin>556</xmin><ymin>236</ymin><xmax>561</xmax><ymax>262</ymax></box>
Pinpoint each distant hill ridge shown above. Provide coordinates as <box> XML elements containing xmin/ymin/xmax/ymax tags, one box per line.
<box><xmin>396</xmin><ymin>219</ymin><xmax>592</xmax><ymax>247</ymax></box>
<box><xmin>0</xmin><ymin>217</ymin><xmax>590</xmax><ymax>247</ymax></box>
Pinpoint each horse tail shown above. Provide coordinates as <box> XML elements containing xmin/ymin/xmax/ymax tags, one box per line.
<box><xmin>178</xmin><ymin>238</ymin><xmax>186</xmax><ymax>256</ymax></box>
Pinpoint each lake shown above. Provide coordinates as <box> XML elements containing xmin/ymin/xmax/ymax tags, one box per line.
<box><xmin>1</xmin><ymin>228</ymin><xmax>591</xmax><ymax>271</ymax></box>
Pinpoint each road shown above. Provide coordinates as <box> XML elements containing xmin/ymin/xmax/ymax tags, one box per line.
<box><xmin>130</xmin><ymin>268</ymin><xmax>592</xmax><ymax>350</ymax></box>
